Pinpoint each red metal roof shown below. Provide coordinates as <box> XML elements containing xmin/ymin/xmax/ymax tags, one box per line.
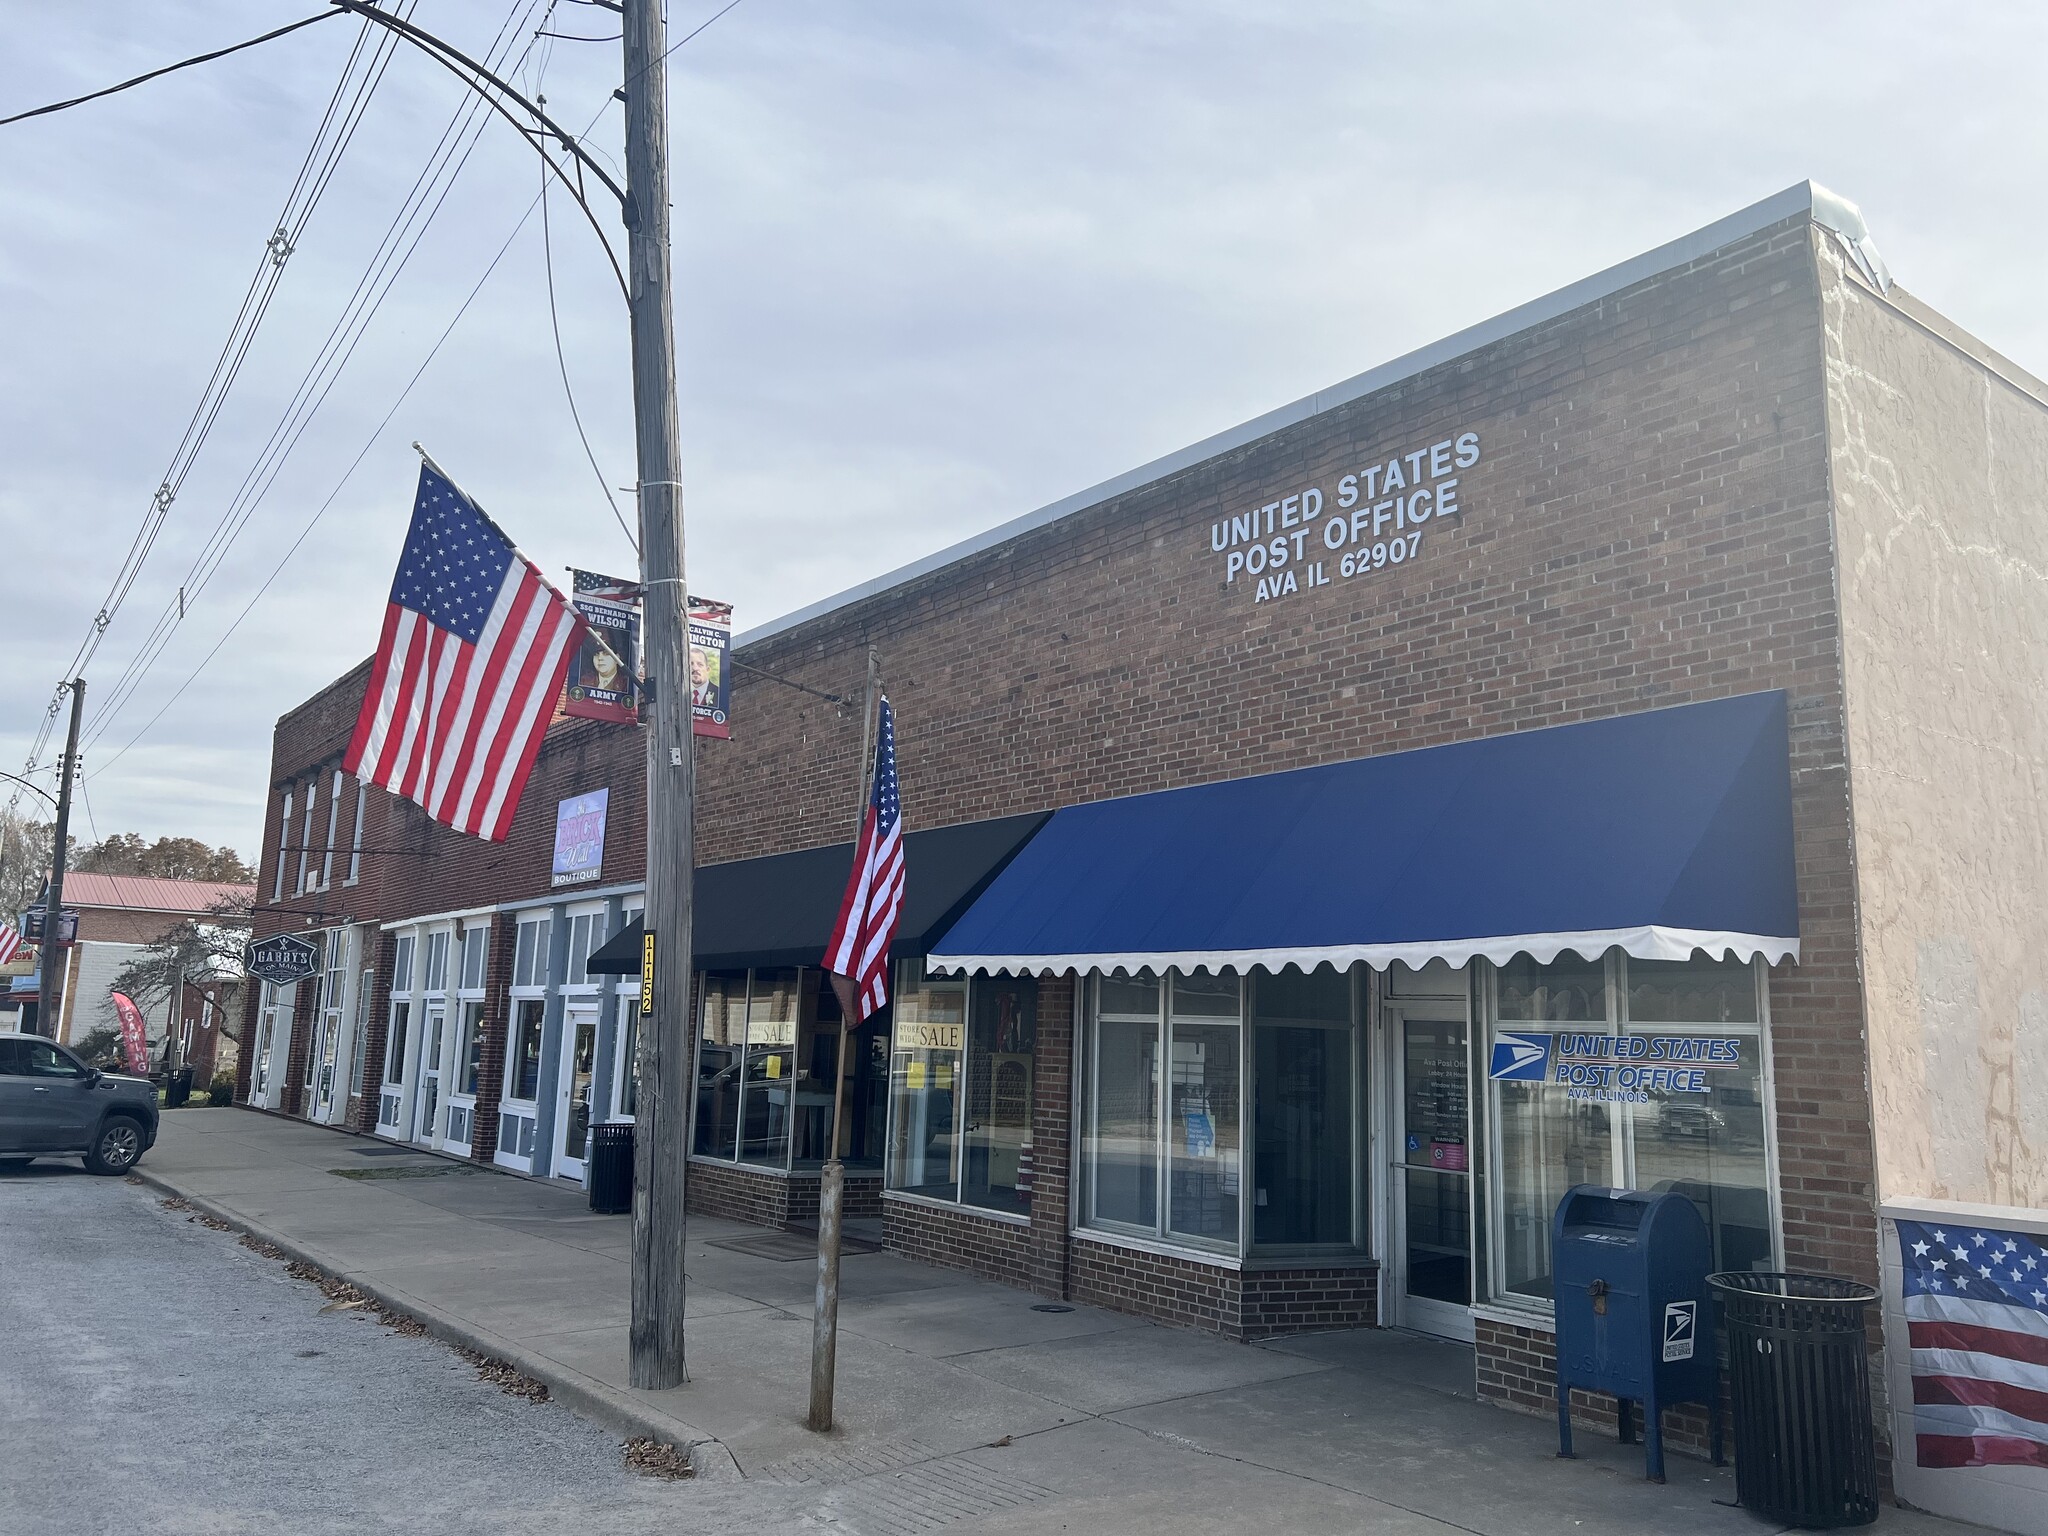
<box><xmin>58</xmin><ymin>873</ymin><xmax>256</xmax><ymax>915</ymax></box>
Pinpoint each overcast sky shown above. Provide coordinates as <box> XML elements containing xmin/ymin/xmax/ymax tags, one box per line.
<box><xmin>2</xmin><ymin>1</ymin><xmax>2043</xmax><ymax>859</ymax></box>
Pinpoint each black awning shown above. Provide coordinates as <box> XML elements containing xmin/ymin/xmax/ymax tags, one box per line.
<box><xmin>585</xmin><ymin>810</ymin><xmax>1051</xmax><ymax>976</ymax></box>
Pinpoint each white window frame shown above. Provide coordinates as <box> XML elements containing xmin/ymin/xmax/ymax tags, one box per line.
<box><xmin>1477</xmin><ymin>950</ymin><xmax>1782</xmax><ymax>1321</ymax></box>
<box><xmin>345</xmin><ymin>780</ymin><xmax>367</xmax><ymax>885</ymax></box>
<box><xmin>272</xmin><ymin>791</ymin><xmax>293</xmax><ymax>902</ymax></box>
<box><xmin>377</xmin><ymin>932</ymin><xmax>417</xmax><ymax>1136</ymax></box>
<box><xmin>319</xmin><ymin>769</ymin><xmax>344</xmax><ymax>891</ymax></box>
<box><xmin>1076</xmin><ymin>969</ymin><xmax>1249</xmax><ymax>1259</ymax></box>
<box><xmin>296</xmin><ymin>777</ymin><xmax>318</xmax><ymax>895</ymax></box>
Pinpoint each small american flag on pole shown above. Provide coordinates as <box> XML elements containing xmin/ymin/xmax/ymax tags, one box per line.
<box><xmin>1898</xmin><ymin>1218</ymin><xmax>2048</xmax><ymax>1470</ymax></box>
<box><xmin>823</xmin><ymin>695</ymin><xmax>904</xmax><ymax>1020</ymax></box>
<box><xmin>345</xmin><ymin>464</ymin><xmax>584</xmax><ymax>843</ymax></box>
<box><xmin>0</xmin><ymin>922</ymin><xmax>21</xmax><ymax>966</ymax></box>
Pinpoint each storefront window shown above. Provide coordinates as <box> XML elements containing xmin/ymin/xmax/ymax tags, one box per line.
<box><xmin>694</xmin><ymin>972</ymin><xmax>744</xmax><ymax>1159</ymax></box>
<box><xmin>886</xmin><ymin>961</ymin><xmax>966</xmax><ymax>1200</ymax></box>
<box><xmin>456</xmin><ymin>1000</ymin><xmax>486</xmax><ymax>1094</ymax></box>
<box><xmin>459</xmin><ymin>925</ymin><xmax>489</xmax><ymax>991</ymax></box>
<box><xmin>742</xmin><ymin>968</ymin><xmax>800</xmax><ymax>1166</ymax></box>
<box><xmin>1252</xmin><ymin>968</ymin><xmax>1354</xmax><ymax>1246</ymax></box>
<box><xmin>1087</xmin><ymin>974</ymin><xmax>1161</xmax><ymax>1230</ymax></box>
<box><xmin>962</xmin><ymin>977</ymin><xmax>1036</xmax><ymax>1214</ymax></box>
<box><xmin>1487</xmin><ymin>950</ymin><xmax>1771</xmax><ymax>1309</ymax></box>
<box><xmin>1168</xmin><ymin>975</ymin><xmax>1240</xmax><ymax>1244</ymax></box>
<box><xmin>508</xmin><ymin>999</ymin><xmax>544</xmax><ymax>1101</ymax></box>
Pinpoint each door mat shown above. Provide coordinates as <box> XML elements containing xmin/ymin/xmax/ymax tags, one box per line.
<box><xmin>708</xmin><ymin>1231</ymin><xmax>881</xmax><ymax>1262</ymax></box>
<box><xmin>330</xmin><ymin>1163</ymin><xmax>480</xmax><ymax>1181</ymax></box>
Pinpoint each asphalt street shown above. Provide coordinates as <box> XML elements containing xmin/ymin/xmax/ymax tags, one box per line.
<box><xmin>0</xmin><ymin>1165</ymin><xmax>785</xmax><ymax>1536</ymax></box>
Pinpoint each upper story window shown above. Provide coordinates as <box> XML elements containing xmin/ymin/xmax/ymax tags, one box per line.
<box><xmin>563</xmin><ymin>909</ymin><xmax>607</xmax><ymax>988</ymax></box>
<box><xmin>273</xmin><ymin>790</ymin><xmax>293</xmax><ymax>903</ymax></box>
<box><xmin>346</xmin><ymin>781</ymin><xmax>367</xmax><ymax>885</ymax></box>
<box><xmin>296</xmin><ymin>777</ymin><xmax>318</xmax><ymax>895</ymax></box>
<box><xmin>320</xmin><ymin>768</ymin><xmax>344</xmax><ymax>890</ymax></box>
<box><xmin>423</xmin><ymin>930</ymin><xmax>450</xmax><ymax>994</ymax></box>
<box><xmin>458</xmin><ymin>923</ymin><xmax>489</xmax><ymax>994</ymax></box>
<box><xmin>513</xmin><ymin>915</ymin><xmax>552</xmax><ymax>990</ymax></box>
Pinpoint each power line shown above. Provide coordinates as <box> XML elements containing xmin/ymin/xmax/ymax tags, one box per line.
<box><xmin>79</xmin><ymin>0</ymin><xmax>550</xmax><ymax>754</ymax></box>
<box><xmin>11</xmin><ymin>12</ymin><xmax>399</xmax><ymax>810</ymax></box>
<box><xmin>85</xmin><ymin>0</ymin><xmax>756</xmax><ymax>777</ymax></box>
<box><xmin>0</xmin><ymin>12</ymin><xmax>344</xmax><ymax>128</ymax></box>
<box><xmin>541</xmin><ymin>130</ymin><xmax>637</xmax><ymax>556</ymax></box>
<box><xmin>86</xmin><ymin>194</ymin><xmax>550</xmax><ymax>782</ymax></box>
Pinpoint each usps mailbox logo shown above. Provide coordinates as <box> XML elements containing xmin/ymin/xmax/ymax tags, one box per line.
<box><xmin>1489</xmin><ymin>1033</ymin><xmax>1551</xmax><ymax>1081</ymax></box>
<box><xmin>1662</xmin><ymin>1301</ymin><xmax>1696</xmax><ymax>1362</ymax></box>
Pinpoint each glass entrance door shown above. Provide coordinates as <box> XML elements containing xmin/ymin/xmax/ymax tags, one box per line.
<box><xmin>1390</xmin><ymin>1007</ymin><xmax>1473</xmax><ymax>1339</ymax></box>
<box><xmin>414</xmin><ymin>1004</ymin><xmax>446</xmax><ymax>1145</ymax></box>
<box><xmin>555</xmin><ymin>1005</ymin><xmax>599</xmax><ymax>1181</ymax></box>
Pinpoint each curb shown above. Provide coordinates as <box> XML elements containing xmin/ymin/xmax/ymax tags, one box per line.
<box><xmin>132</xmin><ymin>1167</ymin><xmax>743</xmax><ymax>1483</ymax></box>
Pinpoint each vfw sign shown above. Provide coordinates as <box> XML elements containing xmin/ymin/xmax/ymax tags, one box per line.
<box><xmin>1209</xmin><ymin>430</ymin><xmax>1481</xmax><ymax>603</ymax></box>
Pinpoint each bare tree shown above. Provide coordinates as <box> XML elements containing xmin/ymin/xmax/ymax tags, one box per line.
<box><xmin>75</xmin><ymin>834</ymin><xmax>254</xmax><ymax>883</ymax></box>
<box><xmin>109</xmin><ymin>893</ymin><xmax>255</xmax><ymax>1044</ymax></box>
<box><xmin>0</xmin><ymin>810</ymin><xmax>56</xmax><ymax>919</ymax></box>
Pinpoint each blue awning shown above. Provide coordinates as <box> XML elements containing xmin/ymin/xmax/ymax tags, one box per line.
<box><xmin>929</xmin><ymin>691</ymin><xmax>1799</xmax><ymax>976</ymax></box>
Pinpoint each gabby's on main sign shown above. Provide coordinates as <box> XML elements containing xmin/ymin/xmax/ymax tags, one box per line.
<box><xmin>1209</xmin><ymin>430</ymin><xmax>1481</xmax><ymax>603</ymax></box>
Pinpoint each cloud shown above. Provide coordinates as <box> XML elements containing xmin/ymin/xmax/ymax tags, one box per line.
<box><xmin>2</xmin><ymin>0</ymin><xmax>2045</xmax><ymax>853</ymax></box>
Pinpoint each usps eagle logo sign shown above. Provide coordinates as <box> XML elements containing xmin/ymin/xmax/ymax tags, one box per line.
<box><xmin>1489</xmin><ymin>1033</ymin><xmax>1552</xmax><ymax>1082</ymax></box>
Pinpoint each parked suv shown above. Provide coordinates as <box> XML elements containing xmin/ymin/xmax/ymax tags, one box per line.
<box><xmin>0</xmin><ymin>1032</ymin><xmax>159</xmax><ymax>1174</ymax></box>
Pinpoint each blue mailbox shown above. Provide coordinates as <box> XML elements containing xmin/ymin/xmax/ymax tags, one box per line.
<box><xmin>1551</xmin><ymin>1185</ymin><xmax>1721</xmax><ymax>1481</ymax></box>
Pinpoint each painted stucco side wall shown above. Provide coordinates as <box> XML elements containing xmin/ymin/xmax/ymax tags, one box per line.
<box><xmin>1820</xmin><ymin>238</ymin><xmax>2048</xmax><ymax>1210</ymax></box>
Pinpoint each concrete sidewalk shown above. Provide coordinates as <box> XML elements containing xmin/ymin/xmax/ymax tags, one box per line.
<box><xmin>137</xmin><ymin>1109</ymin><xmax>1957</xmax><ymax>1535</ymax></box>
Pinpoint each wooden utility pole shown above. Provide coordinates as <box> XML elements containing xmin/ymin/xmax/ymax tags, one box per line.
<box><xmin>33</xmin><ymin>678</ymin><xmax>84</xmax><ymax>1040</ymax></box>
<box><xmin>621</xmin><ymin>0</ymin><xmax>694</xmax><ymax>1390</ymax></box>
<box><xmin>809</xmin><ymin>646</ymin><xmax>880</xmax><ymax>1432</ymax></box>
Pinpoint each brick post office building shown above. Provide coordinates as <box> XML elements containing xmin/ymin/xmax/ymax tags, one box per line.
<box><xmin>244</xmin><ymin>182</ymin><xmax>2047</xmax><ymax>1522</ymax></box>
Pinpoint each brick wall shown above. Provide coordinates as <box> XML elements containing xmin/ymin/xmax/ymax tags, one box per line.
<box><xmin>238</xmin><ymin>219</ymin><xmax>1885</xmax><ymax>1388</ymax></box>
<box><xmin>884</xmin><ymin>1198</ymin><xmax>1036</xmax><ymax>1290</ymax></box>
<box><xmin>682</xmin><ymin>1160</ymin><xmax>883</xmax><ymax>1229</ymax></box>
<box><xmin>1475</xmin><ymin>1315</ymin><xmax>1726</xmax><ymax>1464</ymax></box>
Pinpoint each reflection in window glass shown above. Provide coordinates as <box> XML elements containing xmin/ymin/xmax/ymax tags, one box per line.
<box><xmin>424</xmin><ymin>931</ymin><xmax>449</xmax><ymax>992</ymax></box>
<box><xmin>1167</xmin><ymin>1017</ymin><xmax>1239</xmax><ymax>1244</ymax></box>
<box><xmin>887</xmin><ymin>1049</ymin><xmax>959</xmax><ymax>1197</ymax></box>
<box><xmin>693</xmin><ymin>973</ymin><xmax>745</xmax><ymax>1159</ymax></box>
<box><xmin>385</xmin><ymin>1001</ymin><xmax>411</xmax><ymax>1085</ymax></box>
<box><xmin>1170</xmin><ymin>970</ymin><xmax>1239</xmax><ymax>1018</ymax></box>
<box><xmin>1097</xmin><ymin>973</ymin><xmax>1158</xmax><ymax>1017</ymax></box>
<box><xmin>460</xmin><ymin>925</ymin><xmax>488</xmax><ymax>991</ymax></box>
<box><xmin>1628</xmin><ymin>1033</ymin><xmax>1771</xmax><ymax>1272</ymax></box>
<box><xmin>509</xmin><ymin>999</ymin><xmax>544</xmax><ymax>1101</ymax></box>
<box><xmin>1625</xmin><ymin>954</ymin><xmax>1760</xmax><ymax>1024</ymax></box>
<box><xmin>514</xmin><ymin>918</ymin><xmax>551</xmax><ymax>989</ymax></box>
<box><xmin>457</xmin><ymin>1000</ymin><xmax>486</xmax><ymax>1093</ymax></box>
<box><xmin>1497</xmin><ymin>1082</ymin><xmax>1613</xmax><ymax>1300</ymax></box>
<box><xmin>962</xmin><ymin>977</ymin><xmax>1036</xmax><ymax>1214</ymax></box>
<box><xmin>1496</xmin><ymin>954</ymin><xmax>1604</xmax><ymax>1021</ymax></box>
<box><xmin>1254</xmin><ymin>1022</ymin><xmax>1352</xmax><ymax>1245</ymax></box>
<box><xmin>885</xmin><ymin>961</ymin><xmax>968</xmax><ymax>1196</ymax></box>
<box><xmin>1251</xmin><ymin>967</ymin><xmax>1354</xmax><ymax>1245</ymax></box>
<box><xmin>392</xmin><ymin>934</ymin><xmax>415</xmax><ymax>996</ymax></box>
<box><xmin>741</xmin><ymin>968</ymin><xmax>800</xmax><ymax>1167</ymax></box>
<box><xmin>1088</xmin><ymin>1014</ymin><xmax>1158</xmax><ymax>1229</ymax></box>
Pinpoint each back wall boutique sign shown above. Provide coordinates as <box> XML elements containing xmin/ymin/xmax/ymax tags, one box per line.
<box><xmin>1208</xmin><ymin>429</ymin><xmax>1481</xmax><ymax>603</ymax></box>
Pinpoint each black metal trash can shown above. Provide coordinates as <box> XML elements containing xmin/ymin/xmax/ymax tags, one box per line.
<box><xmin>165</xmin><ymin>1068</ymin><xmax>195</xmax><ymax>1109</ymax></box>
<box><xmin>587</xmin><ymin>1122</ymin><xmax>635</xmax><ymax>1215</ymax></box>
<box><xmin>1710</xmin><ymin>1271</ymin><xmax>1880</xmax><ymax>1529</ymax></box>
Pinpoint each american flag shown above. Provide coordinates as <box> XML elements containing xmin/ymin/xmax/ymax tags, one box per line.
<box><xmin>823</xmin><ymin>695</ymin><xmax>904</xmax><ymax>1020</ymax></box>
<box><xmin>344</xmin><ymin>465</ymin><xmax>583</xmax><ymax>843</ymax></box>
<box><xmin>0</xmin><ymin>922</ymin><xmax>20</xmax><ymax>966</ymax></box>
<box><xmin>1898</xmin><ymin>1218</ymin><xmax>2048</xmax><ymax>1471</ymax></box>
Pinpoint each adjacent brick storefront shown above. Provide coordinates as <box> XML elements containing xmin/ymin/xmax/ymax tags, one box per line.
<box><xmin>242</xmin><ymin>187</ymin><xmax>2048</xmax><ymax>1514</ymax></box>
